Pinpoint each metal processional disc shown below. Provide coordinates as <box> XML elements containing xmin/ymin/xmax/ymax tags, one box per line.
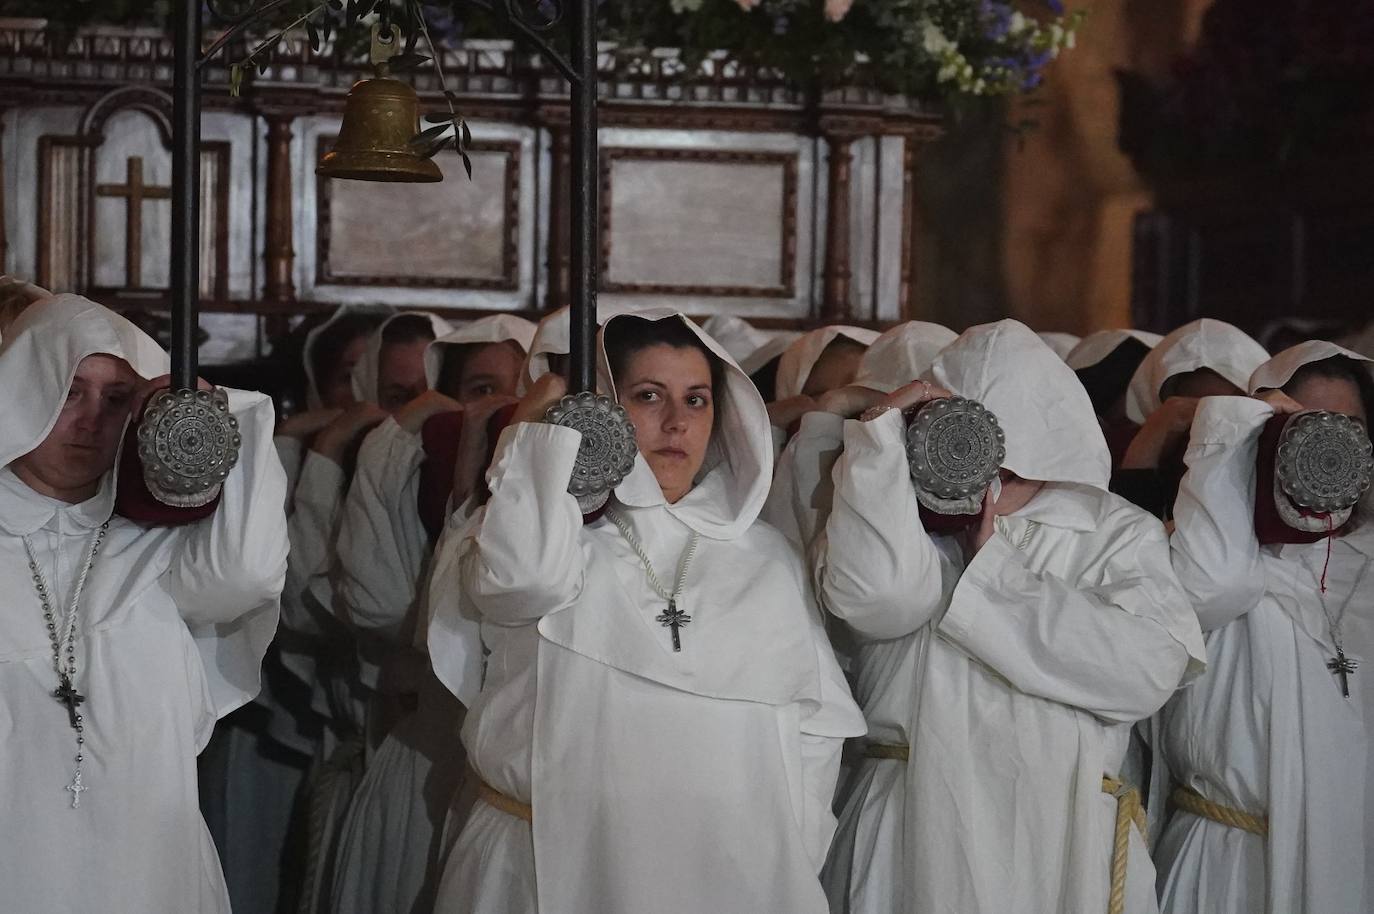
<box><xmin>544</xmin><ymin>391</ymin><xmax>638</xmax><ymax>513</ymax></box>
<box><xmin>138</xmin><ymin>388</ymin><xmax>242</xmax><ymax>508</ymax></box>
<box><xmin>1275</xmin><ymin>409</ymin><xmax>1374</xmax><ymax>514</ymax></box>
<box><xmin>905</xmin><ymin>396</ymin><xmax>1007</xmax><ymax>515</ymax></box>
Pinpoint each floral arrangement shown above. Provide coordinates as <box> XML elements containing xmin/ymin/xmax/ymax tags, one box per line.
<box><xmin>13</xmin><ymin>1</ymin><xmax>1083</xmax><ymax>104</ymax></box>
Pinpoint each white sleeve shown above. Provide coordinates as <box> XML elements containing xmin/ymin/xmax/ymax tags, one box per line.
<box><xmin>457</xmin><ymin>422</ymin><xmax>587</xmax><ymax>626</ymax></box>
<box><xmin>938</xmin><ymin>507</ymin><xmax>1206</xmax><ymax>724</ymax></box>
<box><xmin>335</xmin><ymin>418</ymin><xmax>430</xmax><ymax>641</ymax></box>
<box><xmin>426</xmin><ymin>502</ymin><xmax>486</xmax><ymax>706</ymax></box>
<box><xmin>761</xmin><ymin>410</ymin><xmax>845</xmax><ymax>551</ymax></box>
<box><xmin>280</xmin><ymin>450</ymin><xmax>346</xmax><ymax>637</ymax></box>
<box><xmin>166</xmin><ymin>389</ymin><xmax>289</xmax><ymax>623</ymax></box>
<box><xmin>1169</xmin><ymin>396</ymin><xmax>1272</xmax><ymax>632</ymax></box>
<box><xmin>815</xmin><ymin>408</ymin><xmax>960</xmax><ymax>641</ymax></box>
<box><xmin>274</xmin><ymin>434</ymin><xmax>303</xmax><ymax>510</ymax></box>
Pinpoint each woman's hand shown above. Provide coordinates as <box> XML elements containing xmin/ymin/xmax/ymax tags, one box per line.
<box><xmin>1120</xmin><ymin>396</ymin><xmax>1200</xmax><ymax>469</ymax></box>
<box><xmin>766</xmin><ymin>394</ymin><xmax>818</xmax><ymax>430</ymax></box>
<box><xmin>816</xmin><ymin>385</ymin><xmax>885</xmax><ymax>419</ymax></box>
<box><xmin>1254</xmin><ymin>389</ymin><xmax>1306</xmax><ymax>416</ymax></box>
<box><xmin>511</xmin><ymin>372</ymin><xmax>569</xmax><ymax>426</ymax></box>
<box><xmin>311</xmin><ymin>402</ymin><xmax>389</xmax><ymax>464</ymax></box>
<box><xmin>882</xmin><ymin>379</ymin><xmax>953</xmax><ymax>414</ymax></box>
<box><xmin>277</xmin><ymin>407</ymin><xmax>345</xmax><ymax>440</ymax></box>
<box><xmin>396</xmin><ymin>390</ymin><xmax>463</xmax><ymax>434</ymax></box>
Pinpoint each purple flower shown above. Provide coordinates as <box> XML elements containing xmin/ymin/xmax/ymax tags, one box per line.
<box><xmin>1045</xmin><ymin>0</ymin><xmax>1066</xmax><ymax>13</ymax></box>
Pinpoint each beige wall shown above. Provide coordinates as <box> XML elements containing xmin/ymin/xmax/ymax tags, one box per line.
<box><xmin>915</xmin><ymin>0</ymin><xmax>1211</xmax><ymax>334</ymax></box>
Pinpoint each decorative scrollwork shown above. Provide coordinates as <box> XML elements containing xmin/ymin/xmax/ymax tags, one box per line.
<box><xmin>545</xmin><ymin>392</ymin><xmax>638</xmax><ymax>513</ymax></box>
<box><xmin>1275</xmin><ymin>409</ymin><xmax>1374</xmax><ymax>515</ymax></box>
<box><xmin>905</xmin><ymin>396</ymin><xmax>1006</xmax><ymax>515</ymax></box>
<box><xmin>137</xmin><ymin>388</ymin><xmax>242</xmax><ymax>508</ymax></box>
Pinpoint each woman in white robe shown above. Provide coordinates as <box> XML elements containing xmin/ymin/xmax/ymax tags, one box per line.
<box><xmin>763</xmin><ymin>320</ymin><xmax>956</xmax><ymax>552</ymax></box>
<box><xmin>1155</xmin><ymin>341</ymin><xmax>1374</xmax><ymax>914</ymax></box>
<box><xmin>329</xmin><ymin>314</ymin><xmax>535</xmax><ymax>914</ymax></box>
<box><xmin>429</xmin><ymin>309</ymin><xmax>865</xmax><ymax>914</ymax></box>
<box><xmin>816</xmin><ymin>319</ymin><xmax>1206</xmax><ymax>914</ymax></box>
<box><xmin>286</xmin><ymin>309</ymin><xmax>452</xmax><ymax>914</ymax></box>
<box><xmin>768</xmin><ymin>325</ymin><xmax>881</xmax><ymax>453</ymax></box>
<box><xmin>0</xmin><ymin>294</ymin><xmax>288</xmax><ymax>913</ymax></box>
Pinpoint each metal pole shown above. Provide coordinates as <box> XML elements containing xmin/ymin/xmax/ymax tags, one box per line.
<box><xmin>171</xmin><ymin>0</ymin><xmax>202</xmax><ymax>391</ymax></box>
<box><xmin>567</xmin><ymin>0</ymin><xmax>597</xmax><ymax>394</ymax></box>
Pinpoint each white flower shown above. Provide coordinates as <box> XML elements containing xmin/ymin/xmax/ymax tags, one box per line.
<box><xmin>1008</xmin><ymin>11</ymin><xmax>1028</xmax><ymax>34</ymax></box>
<box><xmin>922</xmin><ymin>22</ymin><xmax>952</xmax><ymax>54</ymax></box>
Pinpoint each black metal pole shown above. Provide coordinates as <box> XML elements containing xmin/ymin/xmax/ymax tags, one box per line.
<box><xmin>171</xmin><ymin>0</ymin><xmax>202</xmax><ymax>390</ymax></box>
<box><xmin>567</xmin><ymin>0</ymin><xmax>597</xmax><ymax>393</ymax></box>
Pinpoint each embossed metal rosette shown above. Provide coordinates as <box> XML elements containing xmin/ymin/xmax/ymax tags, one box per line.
<box><xmin>544</xmin><ymin>392</ymin><xmax>638</xmax><ymax>513</ymax></box>
<box><xmin>905</xmin><ymin>396</ymin><xmax>1007</xmax><ymax>515</ymax></box>
<box><xmin>138</xmin><ymin>388</ymin><xmax>242</xmax><ymax>507</ymax></box>
<box><xmin>1275</xmin><ymin>409</ymin><xmax>1374</xmax><ymax>515</ymax></box>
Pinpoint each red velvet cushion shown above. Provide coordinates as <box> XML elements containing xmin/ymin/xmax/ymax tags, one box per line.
<box><xmin>919</xmin><ymin>498</ymin><xmax>984</xmax><ymax>534</ymax></box>
<box><xmin>1253</xmin><ymin>412</ymin><xmax>1349</xmax><ymax>545</ymax></box>
<box><xmin>1103</xmin><ymin>417</ymin><xmax>1141</xmax><ymax>473</ymax></box>
<box><xmin>417</xmin><ymin>403</ymin><xmax>526</xmax><ymax>541</ymax></box>
<box><xmin>113</xmin><ymin>415</ymin><xmax>222</xmax><ymax>526</ymax></box>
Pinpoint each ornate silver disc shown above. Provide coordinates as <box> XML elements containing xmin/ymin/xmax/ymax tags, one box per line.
<box><xmin>1275</xmin><ymin>409</ymin><xmax>1374</xmax><ymax>514</ymax></box>
<box><xmin>544</xmin><ymin>392</ymin><xmax>638</xmax><ymax>513</ymax></box>
<box><xmin>137</xmin><ymin>388</ymin><xmax>242</xmax><ymax>508</ymax></box>
<box><xmin>906</xmin><ymin>396</ymin><xmax>1007</xmax><ymax>515</ymax></box>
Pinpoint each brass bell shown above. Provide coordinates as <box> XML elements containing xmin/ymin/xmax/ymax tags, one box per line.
<box><xmin>317</xmin><ymin>24</ymin><xmax>442</xmax><ymax>183</ymax></box>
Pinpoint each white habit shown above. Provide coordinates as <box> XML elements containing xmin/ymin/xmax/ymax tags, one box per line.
<box><xmin>0</xmin><ymin>295</ymin><xmax>288</xmax><ymax>913</ymax></box>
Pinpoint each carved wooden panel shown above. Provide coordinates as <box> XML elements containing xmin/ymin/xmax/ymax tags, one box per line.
<box><xmin>36</xmin><ymin>136</ymin><xmax>85</xmax><ymax>291</ymax></box>
<box><xmin>315</xmin><ymin>138</ymin><xmax>520</xmax><ymax>290</ymax></box>
<box><xmin>599</xmin><ymin>147</ymin><xmax>798</xmax><ymax>298</ymax></box>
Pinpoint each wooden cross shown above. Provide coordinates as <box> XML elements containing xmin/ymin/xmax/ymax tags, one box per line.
<box><xmin>655</xmin><ymin>600</ymin><xmax>692</xmax><ymax>653</ymax></box>
<box><xmin>53</xmin><ymin>675</ymin><xmax>84</xmax><ymax>730</ymax></box>
<box><xmin>1327</xmin><ymin>647</ymin><xmax>1359</xmax><ymax>698</ymax></box>
<box><xmin>96</xmin><ymin>155</ymin><xmax>171</xmax><ymax>288</ymax></box>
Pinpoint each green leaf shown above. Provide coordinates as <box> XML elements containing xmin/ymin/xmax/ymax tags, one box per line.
<box><xmin>460</xmin><ymin>150</ymin><xmax>473</xmax><ymax>180</ymax></box>
<box><xmin>416</xmin><ymin>136</ymin><xmax>452</xmax><ymax>159</ymax></box>
<box><xmin>387</xmin><ymin>51</ymin><xmax>431</xmax><ymax>71</ymax></box>
<box><xmin>229</xmin><ymin>63</ymin><xmax>243</xmax><ymax>98</ymax></box>
<box><xmin>306</xmin><ymin>19</ymin><xmax>320</xmax><ymax>52</ymax></box>
<box><xmin>345</xmin><ymin>0</ymin><xmax>359</xmax><ymax>28</ymax></box>
<box><xmin>460</xmin><ymin>118</ymin><xmax>472</xmax><ymax>150</ymax></box>
<box><xmin>409</xmin><ymin>122</ymin><xmax>452</xmax><ymax>146</ymax></box>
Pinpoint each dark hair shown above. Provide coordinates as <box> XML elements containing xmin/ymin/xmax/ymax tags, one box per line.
<box><xmin>382</xmin><ymin>314</ymin><xmax>438</xmax><ymax>347</ymax></box>
<box><xmin>1281</xmin><ymin>355</ymin><xmax>1374</xmax><ymax>417</ymax></box>
<box><xmin>604</xmin><ymin>316</ymin><xmax>725</xmax><ymax>395</ymax></box>
<box><xmin>1074</xmin><ymin>336</ymin><xmax>1151</xmax><ymax>416</ymax></box>
<box><xmin>750</xmin><ymin>354</ymin><xmax>783</xmax><ymax>403</ymax></box>
<box><xmin>309</xmin><ymin>312</ymin><xmax>386</xmax><ymax>389</ymax></box>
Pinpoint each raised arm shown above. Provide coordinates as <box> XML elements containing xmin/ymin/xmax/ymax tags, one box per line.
<box><xmin>815</xmin><ymin>408</ymin><xmax>959</xmax><ymax>641</ymax></box>
<box><xmin>166</xmin><ymin>388</ymin><xmax>289</xmax><ymax>623</ymax></box>
<box><xmin>335</xmin><ymin>417</ymin><xmax>431</xmax><ymax>641</ymax></box>
<box><xmin>761</xmin><ymin>410</ymin><xmax>845</xmax><ymax>551</ymax></box>
<box><xmin>938</xmin><ymin>504</ymin><xmax>1206</xmax><ymax>724</ymax></box>
<box><xmin>1169</xmin><ymin>396</ymin><xmax>1272</xmax><ymax>631</ymax></box>
<box><xmin>457</xmin><ymin>420</ymin><xmax>587</xmax><ymax>626</ymax></box>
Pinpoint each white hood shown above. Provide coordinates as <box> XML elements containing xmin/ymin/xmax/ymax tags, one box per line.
<box><xmin>1125</xmin><ymin>318</ymin><xmax>1268</xmax><ymax>423</ymax></box>
<box><xmin>700</xmin><ymin>314</ymin><xmax>801</xmax><ymax>377</ymax></box>
<box><xmin>1037</xmin><ymin>331</ymin><xmax>1082</xmax><ymax>361</ymax></box>
<box><xmin>930</xmin><ymin>319</ymin><xmax>1110</xmax><ymax>492</ymax></box>
<box><xmin>348</xmin><ymin>311</ymin><xmax>454</xmax><ymax>403</ymax></box>
<box><xmin>1248</xmin><ymin>339</ymin><xmax>1373</xmax><ymax>394</ymax></box>
<box><xmin>519</xmin><ymin>301</ymin><xmax>646</xmax><ymax>393</ymax></box>
<box><xmin>301</xmin><ymin>305</ymin><xmax>394</xmax><ymax>409</ymax></box>
<box><xmin>599</xmin><ymin>309</ymin><xmax>773</xmax><ymax>541</ymax></box>
<box><xmin>1065</xmin><ymin>329</ymin><xmax>1163</xmax><ymax>371</ymax></box>
<box><xmin>0</xmin><ymin>294</ymin><xmax>169</xmax><ymax>470</ymax></box>
<box><xmin>425</xmin><ymin>313</ymin><xmax>538</xmax><ymax>384</ymax></box>
<box><xmin>853</xmin><ymin>320</ymin><xmax>958</xmax><ymax>393</ymax></box>
<box><xmin>774</xmin><ymin>325</ymin><xmax>881</xmax><ymax>400</ymax></box>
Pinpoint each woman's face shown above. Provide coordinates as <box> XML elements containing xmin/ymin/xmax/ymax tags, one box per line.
<box><xmin>450</xmin><ymin>340</ymin><xmax>525</xmax><ymax>404</ymax></box>
<box><xmin>618</xmin><ymin>344</ymin><xmax>715</xmax><ymax>505</ymax></box>
<box><xmin>319</xmin><ymin>333</ymin><xmax>369</xmax><ymax>410</ymax></box>
<box><xmin>10</xmin><ymin>354</ymin><xmax>137</xmax><ymax>503</ymax></box>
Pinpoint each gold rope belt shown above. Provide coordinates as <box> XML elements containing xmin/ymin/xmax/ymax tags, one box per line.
<box><xmin>1102</xmin><ymin>776</ymin><xmax>1148</xmax><ymax>914</ymax></box>
<box><xmin>475</xmin><ymin>774</ymin><xmax>533</xmax><ymax>823</ymax></box>
<box><xmin>1171</xmin><ymin>785</ymin><xmax>1268</xmax><ymax>838</ymax></box>
<box><xmin>864</xmin><ymin>743</ymin><xmax>910</xmax><ymax>761</ymax></box>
